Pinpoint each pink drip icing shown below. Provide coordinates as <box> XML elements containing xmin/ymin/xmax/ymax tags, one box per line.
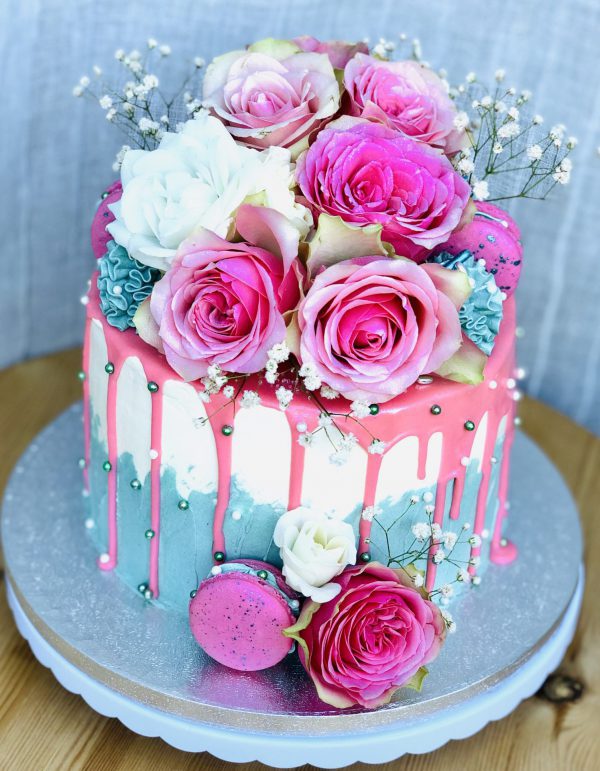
<box><xmin>205</xmin><ymin>396</ymin><xmax>236</xmax><ymax>559</ymax></box>
<box><xmin>285</xmin><ymin>411</ymin><xmax>306</xmax><ymax>511</ymax></box>
<box><xmin>359</xmin><ymin>453</ymin><xmax>384</xmax><ymax>554</ymax></box>
<box><xmin>490</xmin><ymin>412</ymin><xmax>517</xmax><ymax>564</ymax></box>
<box><xmin>148</xmin><ymin>390</ymin><xmax>163</xmax><ymax>596</ymax></box>
<box><xmin>468</xmin><ymin>413</ymin><xmax>503</xmax><ymax>576</ymax></box>
<box><xmin>82</xmin><ymin>316</ymin><xmax>92</xmax><ymax>491</ymax></box>
<box><xmin>425</xmin><ymin>477</ymin><xmax>448</xmax><ymax>591</ymax></box>
<box><xmin>98</xmin><ymin>360</ymin><xmax>121</xmax><ymax>571</ymax></box>
<box><xmin>449</xmin><ymin>470</ymin><xmax>466</xmax><ymax>521</ymax></box>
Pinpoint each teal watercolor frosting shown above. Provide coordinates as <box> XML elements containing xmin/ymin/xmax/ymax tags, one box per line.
<box><xmin>97</xmin><ymin>240</ymin><xmax>161</xmax><ymax>331</ymax></box>
<box><xmin>431</xmin><ymin>250</ymin><xmax>504</xmax><ymax>355</ymax></box>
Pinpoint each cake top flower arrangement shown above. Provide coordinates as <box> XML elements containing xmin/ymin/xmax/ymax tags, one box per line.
<box><xmin>77</xmin><ymin>34</ymin><xmax>574</xmax><ymax>411</ymax></box>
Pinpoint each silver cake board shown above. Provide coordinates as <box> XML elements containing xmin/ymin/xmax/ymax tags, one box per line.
<box><xmin>2</xmin><ymin>404</ymin><xmax>584</xmax><ymax>768</ymax></box>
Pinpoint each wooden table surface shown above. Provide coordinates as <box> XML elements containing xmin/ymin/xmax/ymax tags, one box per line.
<box><xmin>0</xmin><ymin>349</ymin><xmax>598</xmax><ymax>771</ymax></box>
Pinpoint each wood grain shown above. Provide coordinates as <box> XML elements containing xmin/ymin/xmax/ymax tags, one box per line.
<box><xmin>0</xmin><ymin>349</ymin><xmax>598</xmax><ymax>771</ymax></box>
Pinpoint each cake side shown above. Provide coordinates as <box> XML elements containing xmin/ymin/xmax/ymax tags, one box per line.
<box><xmin>83</xmin><ymin>279</ymin><xmax>517</xmax><ymax>611</ymax></box>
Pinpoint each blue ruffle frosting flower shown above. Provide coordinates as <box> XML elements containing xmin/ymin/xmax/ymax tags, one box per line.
<box><xmin>97</xmin><ymin>240</ymin><xmax>161</xmax><ymax>331</ymax></box>
<box><xmin>430</xmin><ymin>250</ymin><xmax>504</xmax><ymax>355</ymax></box>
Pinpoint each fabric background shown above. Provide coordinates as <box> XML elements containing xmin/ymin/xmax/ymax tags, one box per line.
<box><xmin>1</xmin><ymin>0</ymin><xmax>598</xmax><ymax>432</ymax></box>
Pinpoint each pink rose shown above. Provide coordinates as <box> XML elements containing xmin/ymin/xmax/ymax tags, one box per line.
<box><xmin>284</xmin><ymin>562</ymin><xmax>446</xmax><ymax>709</ymax></box>
<box><xmin>140</xmin><ymin>205</ymin><xmax>303</xmax><ymax>380</ymax></box>
<box><xmin>293</xmin><ymin>35</ymin><xmax>369</xmax><ymax>69</ymax></box>
<box><xmin>202</xmin><ymin>39</ymin><xmax>341</xmax><ymax>157</ymax></box>
<box><xmin>344</xmin><ymin>55</ymin><xmax>468</xmax><ymax>155</ymax></box>
<box><xmin>297</xmin><ymin>257</ymin><xmax>468</xmax><ymax>402</ymax></box>
<box><xmin>296</xmin><ymin>119</ymin><xmax>471</xmax><ymax>262</ymax></box>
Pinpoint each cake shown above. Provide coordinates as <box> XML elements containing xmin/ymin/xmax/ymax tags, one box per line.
<box><xmin>76</xmin><ymin>35</ymin><xmax>574</xmax><ymax>708</ymax></box>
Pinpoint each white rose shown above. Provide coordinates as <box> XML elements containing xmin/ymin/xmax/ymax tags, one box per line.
<box><xmin>273</xmin><ymin>507</ymin><xmax>357</xmax><ymax>602</ymax></box>
<box><xmin>107</xmin><ymin>110</ymin><xmax>310</xmax><ymax>271</ymax></box>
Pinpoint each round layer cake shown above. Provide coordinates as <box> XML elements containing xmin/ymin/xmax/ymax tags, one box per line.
<box><xmin>82</xmin><ymin>280</ymin><xmax>517</xmax><ymax>612</ymax></box>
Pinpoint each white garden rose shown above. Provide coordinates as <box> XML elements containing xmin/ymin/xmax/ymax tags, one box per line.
<box><xmin>273</xmin><ymin>507</ymin><xmax>357</xmax><ymax>602</ymax></box>
<box><xmin>107</xmin><ymin>110</ymin><xmax>310</xmax><ymax>271</ymax></box>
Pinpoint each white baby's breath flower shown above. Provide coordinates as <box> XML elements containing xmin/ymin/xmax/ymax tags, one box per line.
<box><xmin>268</xmin><ymin>342</ymin><xmax>290</xmax><ymax>363</ymax></box>
<box><xmin>298</xmin><ymin>432</ymin><xmax>314</xmax><ymax>448</ymax></box>
<box><xmin>520</xmin><ymin>89</ymin><xmax>532</xmax><ymax>101</ymax></box>
<box><xmin>114</xmin><ymin>48</ymin><xmax>125</xmax><ymax>61</ymax></box>
<box><xmin>532</xmin><ymin>114</ymin><xmax>544</xmax><ymax>125</ymax></box>
<box><xmin>441</xmin><ymin>609</ymin><xmax>457</xmax><ymax>633</ymax></box>
<box><xmin>223</xmin><ymin>385</ymin><xmax>235</xmax><ymax>400</ymax></box>
<box><xmin>194</xmin><ymin>56</ymin><xmax>206</xmax><ymax>68</ymax></box>
<box><xmin>79</xmin><ymin>75</ymin><xmax>90</xmax><ymax>87</ymax></box>
<box><xmin>240</xmin><ymin>390</ymin><xmax>260</xmax><ymax>409</ymax></box>
<box><xmin>465</xmin><ymin>71</ymin><xmax>476</xmax><ymax>83</ymax></box>
<box><xmin>320</xmin><ymin>385</ymin><xmax>339</xmax><ymax>399</ymax></box>
<box><xmin>92</xmin><ymin>65</ymin><xmax>102</xmax><ymax>77</ymax></box>
<box><xmin>303</xmin><ymin>374</ymin><xmax>322</xmax><ymax>391</ymax></box>
<box><xmin>457</xmin><ymin>157</ymin><xmax>475</xmax><ymax>175</ymax></box>
<box><xmin>350</xmin><ymin>400</ymin><xmax>371</xmax><ymax>419</ymax></box>
<box><xmin>265</xmin><ymin>370</ymin><xmax>278</xmax><ymax>384</ymax></box>
<box><xmin>497</xmin><ymin>122</ymin><xmax>520</xmax><ymax>139</ymax></box>
<box><xmin>339</xmin><ymin>433</ymin><xmax>358</xmax><ymax>451</ymax></box>
<box><xmin>431</xmin><ymin>523</ymin><xmax>442</xmax><ymax>539</ymax></box>
<box><xmin>329</xmin><ymin>449</ymin><xmax>350</xmax><ymax>466</ymax></box>
<box><xmin>440</xmin><ymin>583</ymin><xmax>454</xmax><ymax>598</ymax></box>
<box><xmin>480</xmin><ymin>95</ymin><xmax>493</xmax><ymax>108</ymax></box>
<box><xmin>507</xmin><ymin>106</ymin><xmax>519</xmax><ymax>121</ymax></box>
<box><xmin>433</xmin><ymin>548</ymin><xmax>446</xmax><ymax>564</ymax></box>
<box><xmin>361</xmin><ymin>506</ymin><xmax>379</xmax><ymax>522</ymax></box>
<box><xmin>413</xmin><ymin>572</ymin><xmax>424</xmax><ymax>588</ymax></box>
<box><xmin>493</xmin><ymin>142</ymin><xmax>503</xmax><ymax>154</ymax></box>
<box><xmin>527</xmin><ymin>144</ymin><xmax>543</xmax><ymax>161</ymax></box>
<box><xmin>99</xmin><ymin>95</ymin><xmax>113</xmax><ymax>110</ymax></box>
<box><xmin>495</xmin><ymin>68</ymin><xmax>506</xmax><ymax>82</ymax></box>
<box><xmin>494</xmin><ymin>100</ymin><xmax>507</xmax><ymax>113</ymax></box>
<box><xmin>567</xmin><ymin>136</ymin><xmax>578</xmax><ymax>149</ymax></box>
<box><xmin>147</xmin><ymin>38</ymin><xmax>158</xmax><ymax>49</ymax></box>
<box><xmin>274</xmin><ymin>507</ymin><xmax>357</xmax><ymax>601</ymax></box>
<box><xmin>443</xmin><ymin>531</ymin><xmax>458</xmax><ymax>550</ymax></box>
<box><xmin>453</xmin><ymin>111</ymin><xmax>469</xmax><ymax>130</ymax></box>
<box><xmin>468</xmin><ymin>534</ymin><xmax>482</xmax><ymax>547</ymax></box>
<box><xmin>159</xmin><ymin>44</ymin><xmax>171</xmax><ymax>56</ymax></box>
<box><xmin>275</xmin><ymin>386</ymin><xmax>294</xmax><ymax>410</ymax></box>
<box><xmin>412</xmin><ymin>522</ymin><xmax>431</xmax><ymax>542</ymax></box>
<box><xmin>456</xmin><ymin>568</ymin><xmax>471</xmax><ymax>583</ymax></box>
<box><xmin>138</xmin><ymin>117</ymin><xmax>159</xmax><ymax>133</ymax></box>
<box><xmin>72</xmin><ymin>85</ymin><xmax>84</xmax><ymax>97</ymax></box>
<box><xmin>472</xmin><ymin>180</ymin><xmax>490</xmax><ymax>201</ymax></box>
<box><xmin>368</xmin><ymin>439</ymin><xmax>386</xmax><ymax>455</ymax></box>
<box><xmin>299</xmin><ymin>362</ymin><xmax>318</xmax><ymax>378</ymax></box>
<box><xmin>424</xmin><ymin>504</ymin><xmax>435</xmax><ymax>515</ymax></box>
<box><xmin>105</xmin><ymin>108</ymin><xmax>117</xmax><ymax>122</ymax></box>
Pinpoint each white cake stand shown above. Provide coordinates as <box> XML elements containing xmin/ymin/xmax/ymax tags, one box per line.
<box><xmin>2</xmin><ymin>405</ymin><xmax>584</xmax><ymax>768</ymax></box>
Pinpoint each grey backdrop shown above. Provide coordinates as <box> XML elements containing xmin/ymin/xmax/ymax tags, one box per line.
<box><xmin>1</xmin><ymin>0</ymin><xmax>599</xmax><ymax>432</ymax></box>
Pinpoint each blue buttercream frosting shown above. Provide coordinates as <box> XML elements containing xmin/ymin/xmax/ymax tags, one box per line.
<box><xmin>431</xmin><ymin>250</ymin><xmax>504</xmax><ymax>355</ymax></box>
<box><xmin>97</xmin><ymin>240</ymin><xmax>161</xmax><ymax>331</ymax></box>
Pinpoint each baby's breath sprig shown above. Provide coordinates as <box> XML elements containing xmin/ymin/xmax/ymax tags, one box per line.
<box><xmin>73</xmin><ymin>39</ymin><xmax>206</xmax><ymax>162</ymax></box>
<box><xmin>450</xmin><ymin>72</ymin><xmax>576</xmax><ymax>202</ymax></box>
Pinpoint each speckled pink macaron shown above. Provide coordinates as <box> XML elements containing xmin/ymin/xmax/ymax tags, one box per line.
<box><xmin>90</xmin><ymin>181</ymin><xmax>122</xmax><ymax>259</ymax></box>
<box><xmin>189</xmin><ymin>560</ymin><xmax>299</xmax><ymax>672</ymax></box>
<box><xmin>437</xmin><ymin>202</ymin><xmax>523</xmax><ymax>296</ymax></box>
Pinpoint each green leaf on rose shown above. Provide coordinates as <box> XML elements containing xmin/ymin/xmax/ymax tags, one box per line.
<box><xmin>306</xmin><ymin>214</ymin><xmax>395</xmax><ymax>276</ymax></box>
<box><xmin>434</xmin><ymin>334</ymin><xmax>487</xmax><ymax>385</ymax></box>
<box><xmin>402</xmin><ymin>666</ymin><xmax>429</xmax><ymax>692</ymax></box>
<box><xmin>248</xmin><ymin>38</ymin><xmax>301</xmax><ymax>59</ymax></box>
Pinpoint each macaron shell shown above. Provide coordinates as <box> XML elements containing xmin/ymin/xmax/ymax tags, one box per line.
<box><xmin>189</xmin><ymin>572</ymin><xmax>295</xmax><ymax>672</ymax></box>
<box><xmin>438</xmin><ymin>203</ymin><xmax>523</xmax><ymax>296</ymax></box>
<box><xmin>229</xmin><ymin>558</ymin><xmax>297</xmax><ymax>602</ymax></box>
<box><xmin>91</xmin><ymin>181</ymin><xmax>122</xmax><ymax>259</ymax></box>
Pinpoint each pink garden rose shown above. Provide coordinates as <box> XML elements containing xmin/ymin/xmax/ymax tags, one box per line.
<box><xmin>284</xmin><ymin>562</ymin><xmax>446</xmax><ymax>709</ymax></box>
<box><xmin>293</xmin><ymin>35</ymin><xmax>369</xmax><ymax>69</ymax></box>
<box><xmin>344</xmin><ymin>55</ymin><xmax>468</xmax><ymax>156</ymax></box>
<box><xmin>297</xmin><ymin>256</ymin><xmax>469</xmax><ymax>402</ymax></box>
<box><xmin>137</xmin><ymin>205</ymin><xmax>303</xmax><ymax>380</ymax></box>
<box><xmin>202</xmin><ymin>38</ymin><xmax>341</xmax><ymax>157</ymax></box>
<box><xmin>296</xmin><ymin>119</ymin><xmax>472</xmax><ymax>262</ymax></box>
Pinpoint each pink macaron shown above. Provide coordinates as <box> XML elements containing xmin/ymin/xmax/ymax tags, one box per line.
<box><xmin>437</xmin><ymin>202</ymin><xmax>523</xmax><ymax>296</ymax></box>
<box><xmin>90</xmin><ymin>180</ymin><xmax>122</xmax><ymax>259</ymax></box>
<box><xmin>189</xmin><ymin>559</ymin><xmax>300</xmax><ymax>672</ymax></box>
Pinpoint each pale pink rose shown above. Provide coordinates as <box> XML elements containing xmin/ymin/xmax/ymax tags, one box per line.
<box><xmin>297</xmin><ymin>257</ymin><xmax>467</xmax><ymax>402</ymax></box>
<box><xmin>344</xmin><ymin>54</ymin><xmax>468</xmax><ymax>155</ymax></box>
<box><xmin>285</xmin><ymin>562</ymin><xmax>446</xmax><ymax>709</ymax></box>
<box><xmin>293</xmin><ymin>35</ymin><xmax>369</xmax><ymax>69</ymax></box>
<box><xmin>202</xmin><ymin>40</ymin><xmax>341</xmax><ymax>157</ymax></box>
<box><xmin>142</xmin><ymin>205</ymin><xmax>303</xmax><ymax>380</ymax></box>
<box><xmin>296</xmin><ymin>118</ymin><xmax>471</xmax><ymax>262</ymax></box>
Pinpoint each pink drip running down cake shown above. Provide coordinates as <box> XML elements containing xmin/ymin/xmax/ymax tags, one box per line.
<box><xmin>77</xmin><ymin>35</ymin><xmax>573</xmax><ymax>708</ymax></box>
